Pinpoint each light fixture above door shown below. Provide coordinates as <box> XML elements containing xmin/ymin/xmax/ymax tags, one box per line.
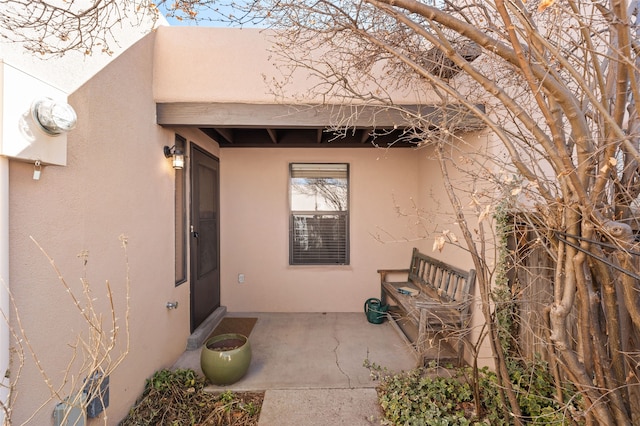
<box><xmin>163</xmin><ymin>145</ymin><xmax>184</xmax><ymax>169</ymax></box>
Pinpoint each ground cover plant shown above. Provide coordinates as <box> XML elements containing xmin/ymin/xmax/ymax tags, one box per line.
<box><xmin>367</xmin><ymin>360</ymin><xmax>581</xmax><ymax>425</ymax></box>
<box><xmin>119</xmin><ymin>369</ymin><xmax>263</xmax><ymax>426</ymax></box>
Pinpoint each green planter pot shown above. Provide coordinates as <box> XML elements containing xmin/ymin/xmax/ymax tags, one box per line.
<box><xmin>200</xmin><ymin>333</ymin><xmax>252</xmax><ymax>385</ymax></box>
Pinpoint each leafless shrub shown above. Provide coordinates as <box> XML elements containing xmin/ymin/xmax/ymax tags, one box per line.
<box><xmin>1</xmin><ymin>235</ymin><xmax>131</xmax><ymax>425</ymax></box>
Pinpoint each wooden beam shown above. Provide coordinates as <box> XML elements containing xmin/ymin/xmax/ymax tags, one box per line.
<box><xmin>360</xmin><ymin>129</ymin><xmax>371</xmax><ymax>144</ymax></box>
<box><xmin>266</xmin><ymin>128</ymin><xmax>278</xmax><ymax>144</ymax></box>
<box><xmin>214</xmin><ymin>128</ymin><xmax>234</xmax><ymax>144</ymax></box>
<box><xmin>156</xmin><ymin>102</ymin><xmax>486</xmax><ymax>132</ymax></box>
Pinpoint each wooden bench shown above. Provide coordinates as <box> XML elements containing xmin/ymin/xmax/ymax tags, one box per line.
<box><xmin>379</xmin><ymin>247</ymin><xmax>476</xmax><ymax>366</ymax></box>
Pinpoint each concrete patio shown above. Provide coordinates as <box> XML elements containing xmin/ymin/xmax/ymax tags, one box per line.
<box><xmin>172</xmin><ymin>312</ymin><xmax>417</xmax><ymax>425</ymax></box>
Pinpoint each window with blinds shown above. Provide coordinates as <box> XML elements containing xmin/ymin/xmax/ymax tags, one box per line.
<box><xmin>289</xmin><ymin>163</ymin><xmax>349</xmax><ymax>265</ymax></box>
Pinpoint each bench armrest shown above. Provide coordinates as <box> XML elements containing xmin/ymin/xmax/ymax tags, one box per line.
<box><xmin>377</xmin><ymin>268</ymin><xmax>410</xmax><ymax>283</ymax></box>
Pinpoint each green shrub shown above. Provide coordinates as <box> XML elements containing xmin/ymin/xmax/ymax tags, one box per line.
<box><xmin>367</xmin><ymin>360</ymin><xmax>581</xmax><ymax>425</ymax></box>
<box><xmin>373</xmin><ymin>366</ymin><xmax>475</xmax><ymax>425</ymax></box>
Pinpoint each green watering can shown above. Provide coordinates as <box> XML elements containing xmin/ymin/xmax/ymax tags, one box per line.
<box><xmin>364</xmin><ymin>298</ymin><xmax>389</xmax><ymax>324</ymax></box>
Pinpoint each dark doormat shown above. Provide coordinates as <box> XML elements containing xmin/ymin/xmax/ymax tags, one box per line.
<box><xmin>206</xmin><ymin>317</ymin><xmax>258</xmax><ymax>342</ymax></box>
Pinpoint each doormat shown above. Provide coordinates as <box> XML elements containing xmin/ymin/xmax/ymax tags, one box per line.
<box><xmin>207</xmin><ymin>317</ymin><xmax>258</xmax><ymax>342</ymax></box>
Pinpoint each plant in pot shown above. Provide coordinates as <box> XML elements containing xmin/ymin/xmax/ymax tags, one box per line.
<box><xmin>200</xmin><ymin>333</ymin><xmax>252</xmax><ymax>386</ymax></box>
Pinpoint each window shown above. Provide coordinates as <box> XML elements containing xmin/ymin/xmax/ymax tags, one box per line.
<box><xmin>174</xmin><ymin>134</ymin><xmax>187</xmax><ymax>285</ymax></box>
<box><xmin>289</xmin><ymin>163</ymin><xmax>349</xmax><ymax>265</ymax></box>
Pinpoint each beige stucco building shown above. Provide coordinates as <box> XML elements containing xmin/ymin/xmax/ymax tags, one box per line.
<box><xmin>1</xmin><ymin>26</ymin><xmax>489</xmax><ymax>424</ymax></box>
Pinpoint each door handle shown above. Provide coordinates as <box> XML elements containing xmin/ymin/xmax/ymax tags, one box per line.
<box><xmin>193</xmin><ymin>231</ymin><xmax>199</xmax><ymax>238</ymax></box>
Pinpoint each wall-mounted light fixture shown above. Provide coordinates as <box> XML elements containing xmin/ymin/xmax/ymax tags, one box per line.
<box><xmin>163</xmin><ymin>145</ymin><xmax>184</xmax><ymax>169</ymax></box>
<box><xmin>31</xmin><ymin>97</ymin><xmax>77</xmax><ymax>135</ymax></box>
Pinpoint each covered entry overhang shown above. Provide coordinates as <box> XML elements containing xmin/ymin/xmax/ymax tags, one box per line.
<box><xmin>156</xmin><ymin>102</ymin><xmax>486</xmax><ymax>147</ymax></box>
<box><xmin>153</xmin><ymin>27</ymin><xmax>485</xmax><ymax>146</ymax></box>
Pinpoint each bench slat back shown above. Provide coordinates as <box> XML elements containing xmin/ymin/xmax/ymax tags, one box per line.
<box><xmin>408</xmin><ymin>248</ymin><xmax>475</xmax><ymax>308</ymax></box>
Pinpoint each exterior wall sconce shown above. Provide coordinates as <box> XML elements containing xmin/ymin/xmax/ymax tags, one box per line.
<box><xmin>31</xmin><ymin>97</ymin><xmax>77</xmax><ymax>135</ymax></box>
<box><xmin>164</xmin><ymin>145</ymin><xmax>184</xmax><ymax>169</ymax></box>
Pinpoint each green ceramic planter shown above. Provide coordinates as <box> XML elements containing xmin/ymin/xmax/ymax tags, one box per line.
<box><xmin>200</xmin><ymin>333</ymin><xmax>252</xmax><ymax>385</ymax></box>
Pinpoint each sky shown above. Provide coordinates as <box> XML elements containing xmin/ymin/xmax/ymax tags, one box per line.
<box><xmin>158</xmin><ymin>2</ymin><xmax>253</xmax><ymax>27</ymax></box>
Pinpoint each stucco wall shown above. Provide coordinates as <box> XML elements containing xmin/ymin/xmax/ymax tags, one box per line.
<box><xmin>153</xmin><ymin>26</ymin><xmax>440</xmax><ymax>105</ymax></box>
<box><xmin>0</xmin><ymin>15</ymin><xmax>164</xmax><ymax>94</ymax></box>
<box><xmin>7</xmin><ymin>32</ymin><xmax>203</xmax><ymax>424</ymax></box>
<box><xmin>219</xmin><ymin>147</ymin><xmax>421</xmax><ymax>312</ymax></box>
<box><xmin>416</xmin><ymin>132</ymin><xmax>496</xmax><ymax>368</ymax></box>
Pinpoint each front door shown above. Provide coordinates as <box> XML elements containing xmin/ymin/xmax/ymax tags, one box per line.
<box><xmin>190</xmin><ymin>145</ymin><xmax>220</xmax><ymax>332</ymax></box>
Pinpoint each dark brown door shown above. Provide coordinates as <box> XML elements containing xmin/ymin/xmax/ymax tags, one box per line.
<box><xmin>190</xmin><ymin>145</ymin><xmax>220</xmax><ymax>332</ymax></box>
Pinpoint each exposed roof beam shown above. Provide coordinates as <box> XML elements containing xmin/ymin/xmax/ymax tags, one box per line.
<box><xmin>360</xmin><ymin>129</ymin><xmax>371</xmax><ymax>144</ymax></box>
<box><xmin>266</xmin><ymin>128</ymin><xmax>278</xmax><ymax>144</ymax></box>
<box><xmin>214</xmin><ymin>128</ymin><xmax>234</xmax><ymax>144</ymax></box>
